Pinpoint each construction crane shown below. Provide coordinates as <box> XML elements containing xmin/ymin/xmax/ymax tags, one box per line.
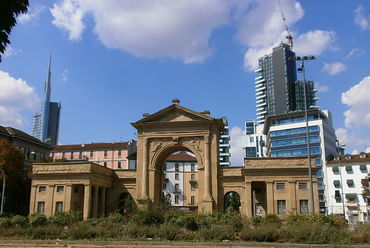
<box><xmin>277</xmin><ymin>0</ymin><xmax>293</xmax><ymax>49</ymax></box>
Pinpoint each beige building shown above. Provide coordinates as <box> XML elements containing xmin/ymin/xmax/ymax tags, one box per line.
<box><xmin>30</xmin><ymin>99</ymin><xmax>318</xmax><ymax>219</ymax></box>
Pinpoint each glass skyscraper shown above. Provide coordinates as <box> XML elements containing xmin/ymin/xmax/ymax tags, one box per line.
<box><xmin>32</xmin><ymin>55</ymin><xmax>61</xmax><ymax>145</ymax></box>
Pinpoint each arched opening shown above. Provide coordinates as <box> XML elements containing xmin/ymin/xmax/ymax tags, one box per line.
<box><xmin>117</xmin><ymin>192</ymin><xmax>135</xmax><ymax>215</ymax></box>
<box><xmin>224</xmin><ymin>191</ymin><xmax>241</xmax><ymax>212</ymax></box>
<box><xmin>156</xmin><ymin>148</ymin><xmax>199</xmax><ymax>212</ymax></box>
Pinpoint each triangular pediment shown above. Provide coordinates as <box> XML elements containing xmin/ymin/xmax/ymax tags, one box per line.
<box><xmin>132</xmin><ymin>104</ymin><xmax>214</xmax><ymax>126</ymax></box>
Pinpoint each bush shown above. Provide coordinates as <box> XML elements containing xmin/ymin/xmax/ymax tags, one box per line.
<box><xmin>264</xmin><ymin>214</ymin><xmax>281</xmax><ymax>225</ymax></box>
<box><xmin>132</xmin><ymin>207</ymin><xmax>164</xmax><ymax>226</ymax></box>
<box><xmin>197</xmin><ymin>224</ymin><xmax>235</xmax><ymax>241</ymax></box>
<box><xmin>351</xmin><ymin>224</ymin><xmax>370</xmax><ymax>244</ymax></box>
<box><xmin>30</xmin><ymin>225</ymin><xmax>64</xmax><ymax>239</ymax></box>
<box><xmin>251</xmin><ymin>223</ymin><xmax>284</xmax><ymax>242</ymax></box>
<box><xmin>124</xmin><ymin>222</ymin><xmax>157</xmax><ymax>239</ymax></box>
<box><xmin>0</xmin><ymin>217</ymin><xmax>11</xmax><ymax>227</ymax></box>
<box><xmin>157</xmin><ymin>222</ymin><xmax>179</xmax><ymax>240</ymax></box>
<box><xmin>11</xmin><ymin>215</ymin><xmax>28</xmax><ymax>227</ymax></box>
<box><xmin>29</xmin><ymin>213</ymin><xmax>47</xmax><ymax>227</ymax></box>
<box><xmin>250</xmin><ymin>216</ymin><xmax>263</xmax><ymax>226</ymax></box>
<box><xmin>50</xmin><ymin>211</ymin><xmax>83</xmax><ymax>226</ymax></box>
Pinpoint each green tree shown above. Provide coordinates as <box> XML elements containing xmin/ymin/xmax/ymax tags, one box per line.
<box><xmin>0</xmin><ymin>0</ymin><xmax>29</xmax><ymax>61</ymax></box>
<box><xmin>0</xmin><ymin>138</ymin><xmax>29</xmax><ymax>215</ymax></box>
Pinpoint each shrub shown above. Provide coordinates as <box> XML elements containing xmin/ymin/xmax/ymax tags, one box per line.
<box><xmin>197</xmin><ymin>224</ymin><xmax>235</xmax><ymax>241</ymax></box>
<box><xmin>251</xmin><ymin>223</ymin><xmax>283</xmax><ymax>242</ymax></box>
<box><xmin>11</xmin><ymin>215</ymin><xmax>28</xmax><ymax>227</ymax></box>
<box><xmin>68</xmin><ymin>222</ymin><xmax>99</xmax><ymax>239</ymax></box>
<box><xmin>157</xmin><ymin>222</ymin><xmax>179</xmax><ymax>240</ymax></box>
<box><xmin>30</xmin><ymin>225</ymin><xmax>64</xmax><ymax>239</ymax></box>
<box><xmin>29</xmin><ymin>213</ymin><xmax>47</xmax><ymax>227</ymax></box>
<box><xmin>0</xmin><ymin>217</ymin><xmax>11</xmax><ymax>227</ymax></box>
<box><xmin>264</xmin><ymin>214</ymin><xmax>281</xmax><ymax>225</ymax></box>
<box><xmin>250</xmin><ymin>216</ymin><xmax>263</xmax><ymax>226</ymax></box>
<box><xmin>351</xmin><ymin>224</ymin><xmax>370</xmax><ymax>244</ymax></box>
<box><xmin>50</xmin><ymin>211</ymin><xmax>83</xmax><ymax>226</ymax></box>
<box><xmin>169</xmin><ymin>215</ymin><xmax>198</xmax><ymax>231</ymax></box>
<box><xmin>124</xmin><ymin>222</ymin><xmax>157</xmax><ymax>239</ymax></box>
<box><xmin>132</xmin><ymin>208</ymin><xmax>164</xmax><ymax>226</ymax></box>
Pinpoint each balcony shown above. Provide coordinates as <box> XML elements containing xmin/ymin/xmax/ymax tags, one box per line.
<box><xmin>220</xmin><ymin>152</ymin><xmax>230</xmax><ymax>156</ymax></box>
<box><xmin>255</xmin><ymin>75</ymin><xmax>263</xmax><ymax>81</ymax></box>
<box><xmin>256</xmin><ymin>94</ymin><xmax>266</xmax><ymax>100</ymax></box>
<box><xmin>255</xmin><ymin>78</ymin><xmax>266</xmax><ymax>84</ymax></box>
<box><xmin>254</xmin><ymin>68</ymin><xmax>262</xmax><ymax>73</ymax></box>
<box><xmin>256</xmin><ymin>102</ymin><xmax>267</xmax><ymax>107</ymax></box>
<box><xmin>255</xmin><ymin>86</ymin><xmax>266</xmax><ymax>92</ymax></box>
<box><xmin>219</xmin><ymin>143</ymin><xmax>230</xmax><ymax>147</ymax></box>
<box><xmin>221</xmin><ymin>134</ymin><xmax>230</xmax><ymax>138</ymax></box>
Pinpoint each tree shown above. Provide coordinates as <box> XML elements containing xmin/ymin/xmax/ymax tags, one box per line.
<box><xmin>0</xmin><ymin>138</ymin><xmax>29</xmax><ymax>215</ymax></box>
<box><xmin>0</xmin><ymin>0</ymin><xmax>29</xmax><ymax>61</ymax></box>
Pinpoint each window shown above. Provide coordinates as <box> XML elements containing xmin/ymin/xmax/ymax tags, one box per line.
<box><xmin>335</xmin><ymin>190</ymin><xmax>341</xmax><ymax>203</ymax></box>
<box><xmin>191</xmin><ymin>174</ymin><xmax>196</xmax><ymax>181</ymax></box>
<box><xmin>175</xmin><ymin>163</ymin><xmax>179</xmax><ymax>171</ymax></box>
<box><xmin>345</xmin><ymin>166</ymin><xmax>353</xmax><ymax>172</ymax></box>
<box><xmin>175</xmin><ymin>195</ymin><xmax>179</xmax><ymax>204</ymax></box>
<box><xmin>250</xmin><ymin>137</ymin><xmax>254</xmax><ymax>142</ymax></box>
<box><xmin>298</xmin><ymin>182</ymin><xmax>307</xmax><ymax>190</ymax></box>
<box><xmin>300</xmin><ymin>200</ymin><xmax>309</xmax><ymax>214</ymax></box>
<box><xmin>51</xmin><ymin>152</ymin><xmax>54</xmax><ymax>159</ymax></box>
<box><xmin>90</xmin><ymin>151</ymin><xmax>94</xmax><ymax>158</ymax></box>
<box><xmin>360</xmin><ymin>164</ymin><xmax>367</xmax><ymax>171</ymax></box>
<box><xmin>70</xmin><ymin>152</ymin><xmax>74</xmax><ymax>159</ymax></box>
<box><xmin>346</xmin><ymin>194</ymin><xmax>357</xmax><ymax>202</ymax></box>
<box><xmin>276</xmin><ymin>182</ymin><xmax>285</xmax><ymax>190</ymax></box>
<box><xmin>191</xmin><ymin>183</ymin><xmax>198</xmax><ymax>190</ymax></box>
<box><xmin>104</xmin><ymin>162</ymin><xmax>107</xmax><ymax>167</ymax></box>
<box><xmin>55</xmin><ymin>202</ymin><xmax>63</xmax><ymax>213</ymax></box>
<box><xmin>175</xmin><ymin>173</ymin><xmax>179</xmax><ymax>180</ymax></box>
<box><xmin>175</xmin><ymin>184</ymin><xmax>179</xmax><ymax>191</ymax></box>
<box><xmin>79</xmin><ymin>151</ymin><xmax>82</xmax><ymax>159</ymax></box>
<box><xmin>191</xmin><ymin>196</ymin><xmax>195</xmax><ymax>205</ymax></box>
<box><xmin>56</xmin><ymin>186</ymin><xmax>64</xmax><ymax>192</ymax></box>
<box><xmin>117</xmin><ymin>161</ymin><xmax>122</xmax><ymax>169</ymax></box>
<box><xmin>332</xmin><ymin>167</ymin><xmax>339</xmax><ymax>173</ymax></box>
<box><xmin>333</xmin><ymin>180</ymin><xmax>340</xmax><ymax>188</ymax></box>
<box><xmin>37</xmin><ymin>202</ymin><xmax>45</xmax><ymax>214</ymax></box>
<box><xmin>104</xmin><ymin>150</ymin><xmax>108</xmax><ymax>158</ymax></box>
<box><xmin>277</xmin><ymin>200</ymin><xmax>286</xmax><ymax>215</ymax></box>
<box><xmin>38</xmin><ymin>186</ymin><xmax>46</xmax><ymax>192</ymax></box>
<box><xmin>191</xmin><ymin>163</ymin><xmax>195</xmax><ymax>172</ymax></box>
<box><xmin>118</xmin><ymin>149</ymin><xmax>122</xmax><ymax>157</ymax></box>
<box><xmin>347</xmin><ymin>179</ymin><xmax>354</xmax><ymax>188</ymax></box>
<box><xmin>62</xmin><ymin>152</ymin><xmax>65</xmax><ymax>159</ymax></box>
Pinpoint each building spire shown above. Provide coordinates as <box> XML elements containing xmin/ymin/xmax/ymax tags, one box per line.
<box><xmin>44</xmin><ymin>53</ymin><xmax>52</xmax><ymax>99</ymax></box>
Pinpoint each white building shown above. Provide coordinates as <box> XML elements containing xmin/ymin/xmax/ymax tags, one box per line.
<box><xmin>262</xmin><ymin>109</ymin><xmax>338</xmax><ymax>213</ymax></box>
<box><xmin>162</xmin><ymin>152</ymin><xmax>198</xmax><ymax>209</ymax></box>
<box><xmin>326</xmin><ymin>152</ymin><xmax>370</xmax><ymax>225</ymax></box>
<box><xmin>244</xmin><ymin>120</ymin><xmax>266</xmax><ymax>158</ymax></box>
<box><xmin>219</xmin><ymin>117</ymin><xmax>231</xmax><ymax>166</ymax></box>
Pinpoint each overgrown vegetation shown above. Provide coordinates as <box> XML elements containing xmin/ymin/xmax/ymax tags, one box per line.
<box><xmin>0</xmin><ymin>207</ymin><xmax>369</xmax><ymax>244</ymax></box>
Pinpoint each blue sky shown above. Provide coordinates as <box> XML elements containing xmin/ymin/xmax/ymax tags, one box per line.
<box><xmin>1</xmin><ymin>0</ymin><xmax>370</xmax><ymax>164</ymax></box>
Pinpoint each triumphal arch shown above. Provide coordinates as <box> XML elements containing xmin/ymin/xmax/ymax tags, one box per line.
<box><xmin>30</xmin><ymin>99</ymin><xmax>318</xmax><ymax>219</ymax></box>
<box><xmin>132</xmin><ymin>99</ymin><xmax>224</xmax><ymax>212</ymax></box>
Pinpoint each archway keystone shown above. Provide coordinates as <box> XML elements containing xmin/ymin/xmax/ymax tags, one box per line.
<box><xmin>131</xmin><ymin>99</ymin><xmax>224</xmax><ymax>212</ymax></box>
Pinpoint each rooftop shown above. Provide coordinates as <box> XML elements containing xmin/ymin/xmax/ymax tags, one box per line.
<box><xmin>327</xmin><ymin>152</ymin><xmax>370</xmax><ymax>165</ymax></box>
<box><xmin>54</xmin><ymin>142</ymin><xmax>128</xmax><ymax>151</ymax></box>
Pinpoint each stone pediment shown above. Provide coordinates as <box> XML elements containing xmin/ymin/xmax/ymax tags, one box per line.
<box><xmin>132</xmin><ymin>101</ymin><xmax>215</xmax><ymax>127</ymax></box>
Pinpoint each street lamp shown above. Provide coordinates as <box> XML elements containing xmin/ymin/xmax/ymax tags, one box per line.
<box><xmin>336</xmin><ymin>143</ymin><xmax>346</xmax><ymax>218</ymax></box>
<box><xmin>0</xmin><ymin>168</ymin><xmax>5</xmax><ymax>215</ymax></box>
<box><xmin>289</xmin><ymin>55</ymin><xmax>316</xmax><ymax>213</ymax></box>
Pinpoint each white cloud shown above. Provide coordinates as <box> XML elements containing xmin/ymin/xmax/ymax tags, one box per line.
<box><xmin>0</xmin><ymin>71</ymin><xmax>39</xmax><ymax>127</ymax></box>
<box><xmin>230</xmin><ymin>126</ymin><xmax>246</xmax><ymax>166</ymax></box>
<box><xmin>18</xmin><ymin>4</ymin><xmax>45</xmax><ymax>23</ymax></box>
<box><xmin>354</xmin><ymin>5</ymin><xmax>370</xmax><ymax>30</ymax></box>
<box><xmin>236</xmin><ymin>0</ymin><xmax>335</xmax><ymax>71</ymax></box>
<box><xmin>3</xmin><ymin>45</ymin><xmax>21</xmax><ymax>57</ymax></box>
<box><xmin>341</xmin><ymin>76</ymin><xmax>370</xmax><ymax>127</ymax></box>
<box><xmin>294</xmin><ymin>30</ymin><xmax>335</xmax><ymax>55</ymax></box>
<box><xmin>315</xmin><ymin>82</ymin><xmax>329</xmax><ymax>93</ymax></box>
<box><xmin>346</xmin><ymin>48</ymin><xmax>365</xmax><ymax>58</ymax></box>
<box><xmin>50</xmin><ymin>0</ymin><xmax>85</xmax><ymax>40</ymax></box>
<box><xmin>336</xmin><ymin>127</ymin><xmax>370</xmax><ymax>153</ymax></box>
<box><xmin>50</xmin><ymin>0</ymin><xmax>232</xmax><ymax>63</ymax></box>
<box><xmin>61</xmin><ymin>69</ymin><xmax>70</xmax><ymax>82</ymax></box>
<box><xmin>322</xmin><ymin>62</ymin><xmax>346</xmax><ymax>75</ymax></box>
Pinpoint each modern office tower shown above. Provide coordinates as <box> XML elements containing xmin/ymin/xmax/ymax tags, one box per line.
<box><xmin>263</xmin><ymin>109</ymin><xmax>338</xmax><ymax>213</ymax></box>
<box><xmin>326</xmin><ymin>153</ymin><xmax>370</xmax><ymax>225</ymax></box>
<box><xmin>219</xmin><ymin>117</ymin><xmax>231</xmax><ymax>166</ymax></box>
<box><xmin>244</xmin><ymin>120</ymin><xmax>266</xmax><ymax>158</ymax></box>
<box><xmin>52</xmin><ymin>142</ymin><xmax>130</xmax><ymax>170</ymax></box>
<box><xmin>254</xmin><ymin>43</ymin><xmax>317</xmax><ymax>124</ymax></box>
<box><xmin>32</xmin><ymin>55</ymin><xmax>61</xmax><ymax>145</ymax></box>
<box><xmin>162</xmin><ymin>151</ymin><xmax>198</xmax><ymax>210</ymax></box>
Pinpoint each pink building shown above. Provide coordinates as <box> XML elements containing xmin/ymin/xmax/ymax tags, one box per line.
<box><xmin>52</xmin><ymin>142</ymin><xmax>130</xmax><ymax>170</ymax></box>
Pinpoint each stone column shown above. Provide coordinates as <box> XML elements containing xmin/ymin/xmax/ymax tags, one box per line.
<box><xmin>93</xmin><ymin>186</ymin><xmax>99</xmax><ymax>218</ymax></box>
<box><xmin>64</xmin><ymin>184</ymin><xmax>73</xmax><ymax>212</ymax></box>
<box><xmin>29</xmin><ymin>185</ymin><xmax>37</xmax><ymax>214</ymax></box>
<box><xmin>289</xmin><ymin>181</ymin><xmax>297</xmax><ymax>214</ymax></box>
<box><xmin>83</xmin><ymin>184</ymin><xmax>91</xmax><ymax>220</ymax></box>
<box><xmin>312</xmin><ymin>180</ymin><xmax>319</xmax><ymax>213</ymax></box>
<box><xmin>47</xmin><ymin>185</ymin><xmax>55</xmax><ymax>217</ymax></box>
<box><xmin>203</xmin><ymin>135</ymin><xmax>212</xmax><ymax>201</ymax></box>
<box><xmin>101</xmin><ymin>187</ymin><xmax>106</xmax><ymax>216</ymax></box>
<box><xmin>266</xmin><ymin>181</ymin><xmax>274</xmax><ymax>214</ymax></box>
<box><xmin>142</xmin><ymin>138</ymin><xmax>149</xmax><ymax>199</ymax></box>
<box><xmin>245</xmin><ymin>182</ymin><xmax>252</xmax><ymax>217</ymax></box>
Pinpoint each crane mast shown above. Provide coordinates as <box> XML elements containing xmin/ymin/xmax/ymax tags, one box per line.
<box><xmin>277</xmin><ymin>0</ymin><xmax>293</xmax><ymax>49</ymax></box>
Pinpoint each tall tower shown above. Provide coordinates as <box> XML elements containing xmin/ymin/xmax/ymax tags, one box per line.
<box><xmin>32</xmin><ymin>55</ymin><xmax>61</xmax><ymax>145</ymax></box>
<box><xmin>254</xmin><ymin>43</ymin><xmax>317</xmax><ymax>124</ymax></box>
